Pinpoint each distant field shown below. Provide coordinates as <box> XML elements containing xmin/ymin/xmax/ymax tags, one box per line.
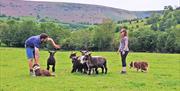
<box><xmin>0</xmin><ymin>47</ymin><xmax>180</xmax><ymax>91</ymax></box>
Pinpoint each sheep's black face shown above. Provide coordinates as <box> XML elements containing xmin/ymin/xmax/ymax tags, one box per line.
<box><xmin>49</xmin><ymin>51</ymin><xmax>56</xmax><ymax>56</ymax></box>
<box><xmin>80</xmin><ymin>50</ymin><xmax>88</xmax><ymax>55</ymax></box>
<box><xmin>84</xmin><ymin>53</ymin><xmax>91</xmax><ymax>61</ymax></box>
<box><xmin>72</xmin><ymin>57</ymin><xmax>78</xmax><ymax>62</ymax></box>
<box><xmin>69</xmin><ymin>53</ymin><xmax>76</xmax><ymax>59</ymax></box>
<box><xmin>83</xmin><ymin>55</ymin><xmax>88</xmax><ymax>60</ymax></box>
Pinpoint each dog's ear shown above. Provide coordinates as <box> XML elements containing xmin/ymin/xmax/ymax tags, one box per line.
<box><xmin>129</xmin><ymin>61</ymin><xmax>132</xmax><ymax>68</ymax></box>
<box><xmin>130</xmin><ymin>61</ymin><xmax>134</xmax><ymax>67</ymax></box>
<box><xmin>33</xmin><ymin>64</ymin><xmax>39</xmax><ymax>68</ymax></box>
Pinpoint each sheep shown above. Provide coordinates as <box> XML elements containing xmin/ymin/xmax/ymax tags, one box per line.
<box><xmin>69</xmin><ymin>52</ymin><xmax>83</xmax><ymax>73</ymax></box>
<box><xmin>47</xmin><ymin>50</ymin><xmax>56</xmax><ymax>75</ymax></box>
<box><xmin>69</xmin><ymin>52</ymin><xmax>88</xmax><ymax>74</ymax></box>
<box><xmin>83</xmin><ymin>52</ymin><xmax>107</xmax><ymax>75</ymax></box>
<box><xmin>79</xmin><ymin>50</ymin><xmax>89</xmax><ymax>73</ymax></box>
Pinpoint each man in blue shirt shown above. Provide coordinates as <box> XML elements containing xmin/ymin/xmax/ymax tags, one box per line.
<box><xmin>25</xmin><ymin>33</ymin><xmax>60</xmax><ymax>76</ymax></box>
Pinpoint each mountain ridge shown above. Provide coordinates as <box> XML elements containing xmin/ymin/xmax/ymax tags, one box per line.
<box><xmin>0</xmin><ymin>0</ymin><xmax>160</xmax><ymax>24</ymax></box>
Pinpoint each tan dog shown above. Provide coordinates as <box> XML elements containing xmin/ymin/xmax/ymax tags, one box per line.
<box><xmin>33</xmin><ymin>64</ymin><xmax>53</xmax><ymax>76</ymax></box>
<box><xmin>130</xmin><ymin>61</ymin><xmax>148</xmax><ymax>72</ymax></box>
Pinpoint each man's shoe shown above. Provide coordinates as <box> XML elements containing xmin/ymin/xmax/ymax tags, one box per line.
<box><xmin>121</xmin><ymin>71</ymin><xmax>127</xmax><ymax>74</ymax></box>
<box><xmin>30</xmin><ymin>72</ymin><xmax>36</xmax><ymax>77</ymax></box>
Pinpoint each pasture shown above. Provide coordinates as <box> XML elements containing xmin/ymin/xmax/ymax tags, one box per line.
<box><xmin>0</xmin><ymin>47</ymin><xmax>180</xmax><ymax>91</ymax></box>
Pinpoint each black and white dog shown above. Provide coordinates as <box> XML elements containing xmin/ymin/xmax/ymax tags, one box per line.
<box><xmin>33</xmin><ymin>64</ymin><xmax>52</xmax><ymax>76</ymax></box>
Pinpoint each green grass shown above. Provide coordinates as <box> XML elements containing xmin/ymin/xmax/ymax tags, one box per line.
<box><xmin>0</xmin><ymin>47</ymin><xmax>180</xmax><ymax>91</ymax></box>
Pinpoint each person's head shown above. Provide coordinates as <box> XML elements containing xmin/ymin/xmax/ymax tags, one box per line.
<box><xmin>40</xmin><ymin>33</ymin><xmax>49</xmax><ymax>42</ymax></box>
<box><xmin>120</xmin><ymin>28</ymin><xmax>127</xmax><ymax>37</ymax></box>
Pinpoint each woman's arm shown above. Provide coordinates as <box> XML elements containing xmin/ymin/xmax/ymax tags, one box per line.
<box><xmin>123</xmin><ymin>37</ymin><xmax>128</xmax><ymax>51</ymax></box>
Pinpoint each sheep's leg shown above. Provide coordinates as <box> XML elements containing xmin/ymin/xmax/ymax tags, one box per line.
<box><xmin>101</xmin><ymin>67</ymin><xmax>104</xmax><ymax>74</ymax></box>
<box><xmin>71</xmin><ymin>65</ymin><xmax>76</xmax><ymax>73</ymax></box>
<box><xmin>83</xmin><ymin>64</ymin><xmax>88</xmax><ymax>74</ymax></box>
<box><xmin>78</xmin><ymin>65</ymin><xmax>83</xmax><ymax>73</ymax></box>
<box><xmin>105</xmin><ymin>67</ymin><xmax>107</xmax><ymax>74</ymax></box>
<box><xmin>47</xmin><ymin>64</ymin><xmax>50</xmax><ymax>71</ymax></box>
<box><xmin>88</xmin><ymin>67</ymin><xmax>91</xmax><ymax>75</ymax></box>
<box><xmin>52</xmin><ymin>64</ymin><xmax>55</xmax><ymax>72</ymax></box>
<box><xmin>71</xmin><ymin>68</ymin><xmax>75</xmax><ymax>73</ymax></box>
<box><xmin>71</xmin><ymin>66</ymin><xmax>76</xmax><ymax>73</ymax></box>
<box><xmin>95</xmin><ymin>68</ymin><xmax>98</xmax><ymax>74</ymax></box>
<box><xmin>86</xmin><ymin>63</ymin><xmax>91</xmax><ymax>75</ymax></box>
<box><xmin>104</xmin><ymin>62</ymin><xmax>107</xmax><ymax>74</ymax></box>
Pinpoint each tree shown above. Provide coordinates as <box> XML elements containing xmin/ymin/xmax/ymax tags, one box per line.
<box><xmin>165</xmin><ymin>31</ymin><xmax>176</xmax><ymax>53</ymax></box>
<box><xmin>159</xmin><ymin>12</ymin><xmax>177</xmax><ymax>31</ymax></box>
<box><xmin>151</xmin><ymin>23</ymin><xmax>158</xmax><ymax>31</ymax></box>
<box><xmin>93</xmin><ymin>19</ymin><xmax>115</xmax><ymax>51</ymax></box>
<box><xmin>174</xmin><ymin>10</ymin><xmax>180</xmax><ymax>24</ymax></box>
<box><xmin>0</xmin><ymin>22</ymin><xmax>9</xmax><ymax>46</ymax></box>
<box><xmin>129</xmin><ymin>28</ymin><xmax>157</xmax><ymax>52</ymax></box>
<box><xmin>146</xmin><ymin>13</ymin><xmax>160</xmax><ymax>24</ymax></box>
<box><xmin>1</xmin><ymin>20</ymin><xmax>20</xmax><ymax>46</ymax></box>
<box><xmin>156</xmin><ymin>32</ymin><xmax>168</xmax><ymax>52</ymax></box>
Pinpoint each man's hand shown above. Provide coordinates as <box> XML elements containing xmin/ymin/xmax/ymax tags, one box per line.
<box><xmin>47</xmin><ymin>38</ymin><xmax>61</xmax><ymax>49</ymax></box>
<box><xmin>55</xmin><ymin>44</ymin><xmax>60</xmax><ymax>49</ymax></box>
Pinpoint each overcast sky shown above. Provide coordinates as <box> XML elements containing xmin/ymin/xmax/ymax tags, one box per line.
<box><xmin>27</xmin><ymin>0</ymin><xmax>179</xmax><ymax>11</ymax></box>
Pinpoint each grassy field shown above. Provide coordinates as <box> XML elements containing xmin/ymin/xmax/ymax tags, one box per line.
<box><xmin>0</xmin><ymin>47</ymin><xmax>180</xmax><ymax>91</ymax></box>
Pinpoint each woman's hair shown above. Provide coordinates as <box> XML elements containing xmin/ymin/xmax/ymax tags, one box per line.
<box><xmin>40</xmin><ymin>33</ymin><xmax>49</xmax><ymax>39</ymax></box>
<box><xmin>120</xmin><ymin>28</ymin><xmax>127</xmax><ymax>36</ymax></box>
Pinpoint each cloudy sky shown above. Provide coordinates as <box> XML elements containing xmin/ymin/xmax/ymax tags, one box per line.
<box><xmin>27</xmin><ymin>0</ymin><xmax>179</xmax><ymax>11</ymax></box>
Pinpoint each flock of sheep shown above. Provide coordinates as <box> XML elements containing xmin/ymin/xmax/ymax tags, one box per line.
<box><xmin>69</xmin><ymin>50</ymin><xmax>108</xmax><ymax>75</ymax></box>
<box><xmin>32</xmin><ymin>50</ymin><xmax>148</xmax><ymax>76</ymax></box>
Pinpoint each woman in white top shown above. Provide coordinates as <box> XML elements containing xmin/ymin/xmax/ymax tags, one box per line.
<box><xmin>117</xmin><ymin>28</ymin><xmax>129</xmax><ymax>74</ymax></box>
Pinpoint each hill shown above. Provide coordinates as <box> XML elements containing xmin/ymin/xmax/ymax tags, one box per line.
<box><xmin>0</xmin><ymin>0</ymin><xmax>159</xmax><ymax>24</ymax></box>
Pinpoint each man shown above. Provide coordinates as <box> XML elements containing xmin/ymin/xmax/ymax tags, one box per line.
<box><xmin>25</xmin><ymin>33</ymin><xmax>60</xmax><ymax>76</ymax></box>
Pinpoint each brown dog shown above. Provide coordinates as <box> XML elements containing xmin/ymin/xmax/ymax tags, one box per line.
<box><xmin>130</xmin><ymin>61</ymin><xmax>148</xmax><ymax>72</ymax></box>
<box><xmin>33</xmin><ymin>64</ymin><xmax>53</xmax><ymax>76</ymax></box>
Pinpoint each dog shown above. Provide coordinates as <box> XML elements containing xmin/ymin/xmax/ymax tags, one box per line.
<box><xmin>33</xmin><ymin>64</ymin><xmax>53</xmax><ymax>76</ymax></box>
<box><xmin>130</xmin><ymin>61</ymin><xmax>148</xmax><ymax>72</ymax></box>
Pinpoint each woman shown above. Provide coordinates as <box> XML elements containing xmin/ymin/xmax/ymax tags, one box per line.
<box><xmin>117</xmin><ymin>28</ymin><xmax>129</xmax><ymax>74</ymax></box>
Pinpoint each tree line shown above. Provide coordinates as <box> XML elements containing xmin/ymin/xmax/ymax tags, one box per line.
<box><xmin>0</xmin><ymin>6</ymin><xmax>179</xmax><ymax>53</ymax></box>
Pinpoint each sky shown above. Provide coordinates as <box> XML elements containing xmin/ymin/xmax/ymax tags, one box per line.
<box><xmin>27</xmin><ymin>0</ymin><xmax>179</xmax><ymax>11</ymax></box>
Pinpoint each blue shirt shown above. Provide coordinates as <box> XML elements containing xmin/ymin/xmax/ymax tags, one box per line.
<box><xmin>25</xmin><ymin>35</ymin><xmax>41</xmax><ymax>48</ymax></box>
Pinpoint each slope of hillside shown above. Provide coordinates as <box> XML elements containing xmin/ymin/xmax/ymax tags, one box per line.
<box><xmin>0</xmin><ymin>0</ymin><xmax>155</xmax><ymax>24</ymax></box>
